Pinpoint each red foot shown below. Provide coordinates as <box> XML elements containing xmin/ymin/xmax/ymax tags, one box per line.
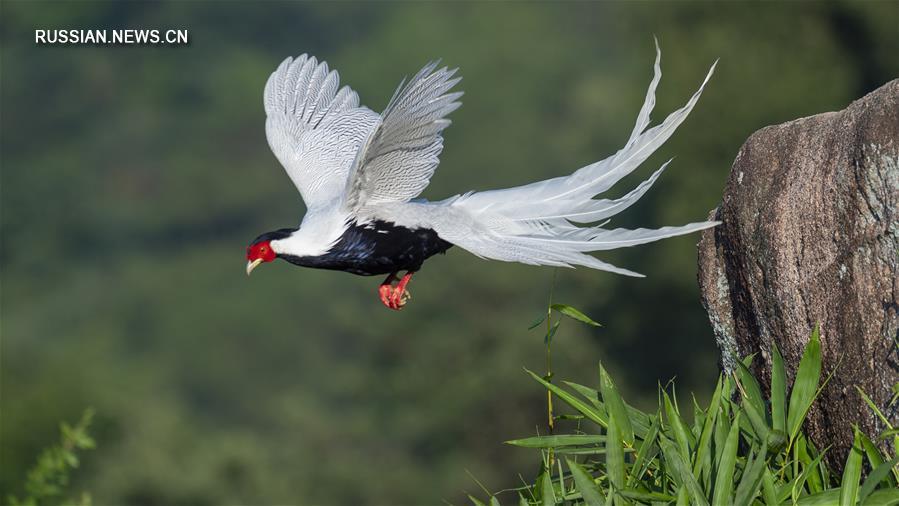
<box><xmin>378</xmin><ymin>273</ymin><xmax>397</xmax><ymax>308</ymax></box>
<box><xmin>377</xmin><ymin>271</ymin><xmax>415</xmax><ymax>310</ymax></box>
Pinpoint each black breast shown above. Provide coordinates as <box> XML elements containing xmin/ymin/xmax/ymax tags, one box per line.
<box><xmin>280</xmin><ymin>221</ymin><xmax>453</xmax><ymax>276</ymax></box>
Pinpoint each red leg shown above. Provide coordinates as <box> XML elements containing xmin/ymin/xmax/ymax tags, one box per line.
<box><xmin>389</xmin><ymin>271</ymin><xmax>415</xmax><ymax>309</ymax></box>
<box><xmin>378</xmin><ymin>273</ymin><xmax>398</xmax><ymax>309</ymax></box>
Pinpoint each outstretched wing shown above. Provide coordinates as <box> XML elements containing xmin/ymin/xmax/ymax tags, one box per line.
<box><xmin>343</xmin><ymin>62</ymin><xmax>463</xmax><ymax>211</ymax></box>
<box><xmin>264</xmin><ymin>55</ymin><xmax>379</xmax><ymax>210</ymax></box>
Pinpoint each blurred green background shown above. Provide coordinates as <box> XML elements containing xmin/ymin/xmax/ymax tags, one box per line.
<box><xmin>2</xmin><ymin>1</ymin><xmax>896</xmax><ymax>504</ymax></box>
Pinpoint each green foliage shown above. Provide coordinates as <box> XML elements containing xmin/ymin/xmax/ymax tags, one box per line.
<box><xmin>551</xmin><ymin>305</ymin><xmax>602</xmax><ymax>328</ymax></box>
<box><xmin>7</xmin><ymin>410</ymin><xmax>95</xmax><ymax>506</ymax></box>
<box><xmin>474</xmin><ymin>328</ymin><xmax>899</xmax><ymax>505</ymax></box>
<box><xmin>786</xmin><ymin>325</ymin><xmax>823</xmax><ymax>445</ymax></box>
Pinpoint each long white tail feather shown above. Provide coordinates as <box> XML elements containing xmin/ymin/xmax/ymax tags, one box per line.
<box><xmin>417</xmin><ymin>46</ymin><xmax>719</xmax><ymax>276</ymax></box>
<box><xmin>515</xmin><ymin>222</ymin><xmax>721</xmax><ymax>251</ymax></box>
<box><xmin>626</xmin><ymin>38</ymin><xmax>663</xmax><ymax>150</ymax></box>
<box><xmin>507</xmin><ymin>159</ymin><xmax>671</xmax><ymax>224</ymax></box>
<box><xmin>542</xmin><ymin>59</ymin><xmax>716</xmax><ymax>203</ymax></box>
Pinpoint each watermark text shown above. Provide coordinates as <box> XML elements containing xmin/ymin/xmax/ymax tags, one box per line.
<box><xmin>35</xmin><ymin>29</ymin><xmax>189</xmax><ymax>45</ymax></box>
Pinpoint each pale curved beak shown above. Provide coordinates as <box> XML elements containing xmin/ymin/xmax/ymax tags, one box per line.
<box><xmin>246</xmin><ymin>258</ymin><xmax>263</xmax><ymax>276</ymax></box>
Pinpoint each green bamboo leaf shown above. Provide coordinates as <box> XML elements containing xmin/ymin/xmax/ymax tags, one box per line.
<box><xmin>771</xmin><ymin>344</ymin><xmax>787</xmax><ymax>433</ymax></box>
<box><xmin>790</xmin><ymin>449</ymin><xmax>828</xmax><ymax>504</ymax></box>
<box><xmin>506</xmin><ymin>435</ymin><xmax>605</xmax><ymax>448</ymax></box>
<box><xmin>879</xmin><ymin>428</ymin><xmax>899</xmax><ymax>440</ymax></box>
<box><xmin>859</xmin><ymin>456</ymin><xmax>899</xmax><ymax>504</ymax></box>
<box><xmin>566</xmin><ymin>381</ymin><xmax>652</xmax><ymax>439</ymax></box>
<box><xmin>692</xmin><ymin>396</ymin><xmax>705</xmax><ymax>439</ymax></box>
<box><xmin>552</xmin><ymin>448</ymin><xmax>605</xmax><ymax>456</ymax></box>
<box><xmin>814</xmin><ymin>441</ymin><xmax>830</xmax><ymax>494</ymax></box>
<box><xmin>540</xmin><ymin>470</ymin><xmax>555</xmax><ymax>506</ymax></box>
<box><xmin>550</xmin><ymin>304</ymin><xmax>601</xmax><ymax>327</ymax></box>
<box><xmin>619</xmin><ymin>489</ymin><xmax>675</xmax><ymax>502</ymax></box>
<box><xmin>567</xmin><ymin>458</ymin><xmax>606</xmax><ymax>506</ymax></box>
<box><xmin>713</xmin><ymin>407</ymin><xmax>731</xmax><ymax>472</ymax></box>
<box><xmin>799</xmin><ymin>489</ymin><xmax>899</xmax><ymax>506</ymax></box>
<box><xmin>761</xmin><ymin>468</ymin><xmax>778</xmax><ymax>506</ymax></box>
<box><xmin>796</xmin><ymin>435</ymin><xmax>824</xmax><ymax>494</ymax></box>
<box><xmin>661</xmin><ymin>438</ymin><xmax>709</xmax><ymax>506</ymax></box>
<box><xmin>564</xmin><ymin>382</ymin><xmax>601</xmax><ymax>407</ymax></box>
<box><xmin>555</xmin><ymin>447</ymin><xmax>636</xmax><ymax>456</ymax></box>
<box><xmin>627</xmin><ymin>414</ymin><xmax>661</xmax><ymax>488</ymax></box>
<box><xmin>490</xmin><ymin>496</ymin><xmax>501</xmax><ymax>506</ymax></box>
<box><xmin>712</xmin><ymin>413</ymin><xmax>740</xmax><ymax>506</ymax></box>
<box><xmin>859</xmin><ymin>489</ymin><xmax>899</xmax><ymax>506</ymax></box>
<box><xmin>736</xmin><ymin>356</ymin><xmax>766</xmax><ymax>423</ymax></box>
<box><xmin>857</xmin><ymin>386</ymin><xmax>899</xmax><ymax>481</ymax></box>
<box><xmin>776</xmin><ymin>480</ymin><xmax>794</xmax><ymax>505</ymax></box>
<box><xmin>663</xmin><ymin>391</ymin><xmax>694</xmax><ymax>461</ymax></box>
<box><xmin>815</xmin><ymin>444</ymin><xmax>831</xmax><ymax>495</ymax></box>
<box><xmin>787</xmin><ymin>325</ymin><xmax>823</xmax><ymax>443</ymax></box>
<box><xmin>766</xmin><ymin>430</ymin><xmax>788</xmax><ymax>454</ymax></box>
<box><xmin>859</xmin><ymin>431</ymin><xmax>896</xmax><ymax>488</ymax></box>
<box><xmin>600</xmin><ymin>364</ymin><xmax>634</xmax><ymax>445</ymax></box>
<box><xmin>606</xmin><ymin>405</ymin><xmax>625</xmax><ymax>496</ymax></box>
<box><xmin>722</xmin><ymin>375</ymin><xmax>735</xmax><ymax>407</ymax></box>
<box><xmin>798</xmin><ymin>489</ymin><xmax>899</xmax><ymax>506</ymax></box>
<box><xmin>734</xmin><ymin>445</ymin><xmax>767</xmax><ymax>506</ymax></box>
<box><xmin>545</xmin><ymin>320</ymin><xmax>561</xmax><ymax>343</ymax></box>
<box><xmin>469</xmin><ymin>495</ymin><xmax>488</xmax><ymax>506</ymax></box>
<box><xmin>528</xmin><ymin>314</ymin><xmax>547</xmax><ymax>330</ymax></box>
<box><xmin>795</xmin><ymin>489</ymin><xmax>839</xmax><ymax>505</ymax></box>
<box><xmin>742</xmin><ymin>395</ymin><xmax>770</xmax><ymax>445</ymax></box>
<box><xmin>525</xmin><ymin>369</ymin><xmax>607</xmax><ymax>428</ymax></box>
<box><xmin>840</xmin><ymin>427</ymin><xmax>863</xmax><ymax>506</ymax></box>
<box><xmin>518</xmin><ymin>493</ymin><xmax>529</xmax><ymax>506</ymax></box>
<box><xmin>676</xmin><ymin>486</ymin><xmax>689</xmax><ymax>506</ymax></box>
<box><xmin>692</xmin><ymin>376</ymin><xmax>724</xmax><ymax>489</ymax></box>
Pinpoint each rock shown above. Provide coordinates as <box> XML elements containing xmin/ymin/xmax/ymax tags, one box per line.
<box><xmin>698</xmin><ymin>80</ymin><xmax>899</xmax><ymax>470</ymax></box>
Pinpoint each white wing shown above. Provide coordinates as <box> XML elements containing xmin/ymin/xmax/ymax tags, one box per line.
<box><xmin>264</xmin><ymin>55</ymin><xmax>380</xmax><ymax>210</ymax></box>
<box><xmin>343</xmin><ymin>62</ymin><xmax>463</xmax><ymax>211</ymax></box>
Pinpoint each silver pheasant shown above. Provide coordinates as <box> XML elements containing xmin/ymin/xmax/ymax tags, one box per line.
<box><xmin>246</xmin><ymin>43</ymin><xmax>718</xmax><ymax>310</ymax></box>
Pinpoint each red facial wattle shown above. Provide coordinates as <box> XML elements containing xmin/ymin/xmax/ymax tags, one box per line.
<box><xmin>246</xmin><ymin>241</ymin><xmax>276</xmax><ymax>275</ymax></box>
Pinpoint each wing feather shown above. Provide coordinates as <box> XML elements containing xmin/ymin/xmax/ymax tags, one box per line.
<box><xmin>264</xmin><ymin>54</ymin><xmax>378</xmax><ymax>210</ymax></box>
<box><xmin>343</xmin><ymin>62</ymin><xmax>463</xmax><ymax>210</ymax></box>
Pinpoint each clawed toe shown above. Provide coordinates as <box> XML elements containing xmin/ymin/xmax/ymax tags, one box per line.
<box><xmin>378</xmin><ymin>284</ymin><xmax>394</xmax><ymax>308</ymax></box>
<box><xmin>377</xmin><ymin>271</ymin><xmax>416</xmax><ymax>311</ymax></box>
<box><xmin>389</xmin><ymin>288</ymin><xmax>411</xmax><ymax>310</ymax></box>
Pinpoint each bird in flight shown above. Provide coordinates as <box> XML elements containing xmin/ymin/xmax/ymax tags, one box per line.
<box><xmin>246</xmin><ymin>44</ymin><xmax>718</xmax><ymax>310</ymax></box>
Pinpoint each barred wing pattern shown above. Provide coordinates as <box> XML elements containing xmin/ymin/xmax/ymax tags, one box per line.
<box><xmin>264</xmin><ymin>54</ymin><xmax>379</xmax><ymax>210</ymax></box>
<box><xmin>344</xmin><ymin>62</ymin><xmax>463</xmax><ymax>211</ymax></box>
